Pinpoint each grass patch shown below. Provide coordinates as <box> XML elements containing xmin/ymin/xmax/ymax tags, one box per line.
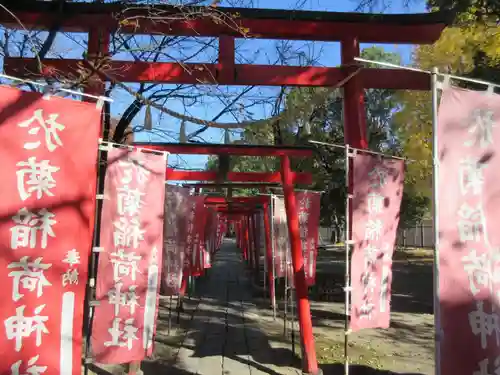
<box><xmin>314</xmin><ymin>336</ymin><xmax>386</xmax><ymax>370</ymax></box>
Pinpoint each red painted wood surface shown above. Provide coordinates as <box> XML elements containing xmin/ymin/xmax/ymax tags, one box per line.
<box><xmin>4</xmin><ymin>58</ymin><xmax>431</xmax><ymax>90</ymax></box>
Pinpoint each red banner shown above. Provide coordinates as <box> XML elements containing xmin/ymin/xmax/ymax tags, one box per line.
<box><xmin>254</xmin><ymin>212</ymin><xmax>262</xmax><ymax>269</ymax></box>
<box><xmin>163</xmin><ymin>185</ymin><xmax>190</xmax><ymax>295</ymax></box>
<box><xmin>186</xmin><ymin>196</ymin><xmax>206</xmax><ymax>276</ymax></box>
<box><xmin>91</xmin><ymin>148</ymin><xmax>167</xmax><ymax>363</ymax></box>
<box><xmin>349</xmin><ymin>153</ymin><xmax>404</xmax><ymax>332</ymax></box>
<box><xmin>272</xmin><ymin>194</ymin><xmax>320</xmax><ymax>284</ymax></box>
<box><xmin>297</xmin><ymin>191</ymin><xmax>321</xmax><ymax>286</ymax></box>
<box><xmin>272</xmin><ymin>196</ymin><xmax>289</xmax><ymax>278</ymax></box>
<box><xmin>205</xmin><ymin>208</ymin><xmax>217</xmax><ymax>256</ymax></box>
<box><xmin>0</xmin><ymin>87</ymin><xmax>100</xmax><ymax>374</ymax></box>
<box><xmin>201</xmin><ymin>206</ymin><xmax>213</xmax><ymax>269</ymax></box>
<box><xmin>437</xmin><ymin>88</ymin><xmax>500</xmax><ymax>375</ymax></box>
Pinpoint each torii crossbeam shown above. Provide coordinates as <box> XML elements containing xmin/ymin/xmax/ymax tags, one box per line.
<box><xmin>0</xmin><ymin>2</ymin><xmax>450</xmax><ymax>374</ymax></box>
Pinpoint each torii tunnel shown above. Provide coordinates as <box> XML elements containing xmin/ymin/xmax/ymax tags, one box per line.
<box><xmin>0</xmin><ymin>1</ymin><xmax>450</xmax><ymax>373</ymax></box>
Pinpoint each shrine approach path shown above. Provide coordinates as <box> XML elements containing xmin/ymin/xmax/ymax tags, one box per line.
<box><xmin>141</xmin><ymin>239</ymin><xmax>302</xmax><ymax>375</ymax></box>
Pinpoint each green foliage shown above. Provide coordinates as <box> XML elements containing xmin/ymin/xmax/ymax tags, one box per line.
<box><xmin>394</xmin><ymin>4</ymin><xmax>500</xmax><ymax>202</ymax></box>
<box><xmin>428</xmin><ymin>0</ymin><xmax>500</xmax><ymax>21</ymax></box>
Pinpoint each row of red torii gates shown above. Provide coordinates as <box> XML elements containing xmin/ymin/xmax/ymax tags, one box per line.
<box><xmin>0</xmin><ymin>1</ymin><xmax>450</xmax><ymax>373</ymax></box>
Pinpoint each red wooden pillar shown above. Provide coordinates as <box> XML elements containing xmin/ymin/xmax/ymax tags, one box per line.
<box><xmin>246</xmin><ymin>216</ymin><xmax>251</xmax><ymax>264</ymax></box>
<box><xmin>341</xmin><ymin>36</ymin><xmax>368</xmax><ymax>228</ymax></box>
<box><xmin>250</xmin><ymin>214</ymin><xmax>257</xmax><ymax>270</ymax></box>
<box><xmin>236</xmin><ymin>221</ymin><xmax>239</xmax><ymax>247</ymax></box>
<box><xmin>244</xmin><ymin>218</ymin><xmax>250</xmax><ymax>261</ymax></box>
<box><xmin>280</xmin><ymin>155</ymin><xmax>319</xmax><ymax>375</ymax></box>
<box><xmin>179</xmin><ymin>272</ymin><xmax>188</xmax><ymax>296</ymax></box>
<box><xmin>341</xmin><ymin>36</ymin><xmax>368</xmax><ymax>150</ymax></box>
<box><xmin>84</xmin><ymin>28</ymin><xmax>109</xmax><ymax>102</ymax></box>
<box><xmin>262</xmin><ymin>199</ymin><xmax>276</xmax><ymax>306</ymax></box>
<box><xmin>246</xmin><ymin>215</ymin><xmax>254</xmax><ymax>268</ymax></box>
<box><xmin>218</xmin><ymin>36</ymin><xmax>235</xmax><ymax>84</ymax></box>
<box><xmin>252</xmin><ymin>212</ymin><xmax>259</xmax><ymax>271</ymax></box>
<box><xmin>237</xmin><ymin>220</ymin><xmax>242</xmax><ymax>249</ymax></box>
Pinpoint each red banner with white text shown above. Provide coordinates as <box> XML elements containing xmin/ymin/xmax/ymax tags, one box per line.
<box><xmin>0</xmin><ymin>86</ymin><xmax>100</xmax><ymax>375</ymax></box>
<box><xmin>205</xmin><ymin>208</ymin><xmax>217</xmax><ymax>256</ymax></box>
<box><xmin>272</xmin><ymin>194</ymin><xmax>320</xmax><ymax>285</ymax></box>
<box><xmin>163</xmin><ymin>185</ymin><xmax>190</xmax><ymax>296</ymax></box>
<box><xmin>202</xmin><ymin>206</ymin><xmax>214</xmax><ymax>268</ymax></box>
<box><xmin>186</xmin><ymin>196</ymin><xmax>207</xmax><ymax>276</ymax></box>
<box><xmin>297</xmin><ymin>191</ymin><xmax>321</xmax><ymax>286</ymax></box>
<box><xmin>272</xmin><ymin>197</ymin><xmax>289</xmax><ymax>278</ymax></box>
<box><xmin>349</xmin><ymin>153</ymin><xmax>404</xmax><ymax>332</ymax></box>
<box><xmin>437</xmin><ymin>87</ymin><xmax>500</xmax><ymax>375</ymax></box>
<box><xmin>91</xmin><ymin>148</ymin><xmax>167</xmax><ymax>363</ymax></box>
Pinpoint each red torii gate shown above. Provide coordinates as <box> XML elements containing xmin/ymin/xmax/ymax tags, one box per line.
<box><xmin>205</xmin><ymin>196</ymin><xmax>264</xmax><ymax>264</ymax></box>
<box><xmin>1</xmin><ymin>2</ymin><xmax>450</xmax><ymax>150</ymax></box>
<box><xmin>0</xmin><ymin>2</ymin><xmax>450</xmax><ymax>374</ymax></box>
<box><xmin>154</xmin><ymin>142</ymin><xmax>320</xmax><ymax>373</ymax></box>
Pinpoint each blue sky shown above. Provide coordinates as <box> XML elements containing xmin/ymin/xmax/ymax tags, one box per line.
<box><xmin>1</xmin><ymin>0</ymin><xmax>428</xmax><ymax>172</ymax></box>
<box><xmin>119</xmin><ymin>0</ymin><xmax>427</xmax><ymax>170</ymax></box>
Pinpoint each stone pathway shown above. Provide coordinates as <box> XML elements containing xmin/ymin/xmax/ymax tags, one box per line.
<box><xmin>166</xmin><ymin>239</ymin><xmax>302</xmax><ymax>375</ymax></box>
<box><xmin>86</xmin><ymin>240</ymin><xmax>303</xmax><ymax>375</ymax></box>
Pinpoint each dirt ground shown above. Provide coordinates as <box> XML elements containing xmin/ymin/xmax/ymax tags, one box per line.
<box><xmin>309</xmin><ymin>246</ymin><xmax>435</xmax><ymax>375</ymax></box>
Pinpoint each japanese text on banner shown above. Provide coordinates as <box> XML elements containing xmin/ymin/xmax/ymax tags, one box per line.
<box><xmin>0</xmin><ymin>87</ymin><xmax>100</xmax><ymax>375</ymax></box>
<box><xmin>91</xmin><ymin>149</ymin><xmax>166</xmax><ymax>364</ymax></box>
<box><xmin>163</xmin><ymin>185</ymin><xmax>189</xmax><ymax>295</ymax></box>
<box><xmin>349</xmin><ymin>153</ymin><xmax>404</xmax><ymax>332</ymax></box>
<box><xmin>437</xmin><ymin>87</ymin><xmax>500</xmax><ymax>375</ymax></box>
<box><xmin>296</xmin><ymin>192</ymin><xmax>321</xmax><ymax>286</ymax></box>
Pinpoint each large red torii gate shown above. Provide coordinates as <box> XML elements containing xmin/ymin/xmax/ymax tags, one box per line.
<box><xmin>1</xmin><ymin>1</ymin><xmax>450</xmax><ymax>149</ymax></box>
<box><xmin>0</xmin><ymin>2</ymin><xmax>450</xmax><ymax>374</ymax></box>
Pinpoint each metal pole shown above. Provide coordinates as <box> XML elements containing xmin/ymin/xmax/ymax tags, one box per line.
<box><xmin>344</xmin><ymin>144</ymin><xmax>352</xmax><ymax>375</ymax></box>
<box><xmin>354</xmin><ymin>57</ymin><xmax>500</xmax><ymax>90</ymax></box>
<box><xmin>83</xmin><ymin>123</ymin><xmax>109</xmax><ymax>375</ymax></box>
<box><xmin>431</xmin><ymin>67</ymin><xmax>441</xmax><ymax>375</ymax></box>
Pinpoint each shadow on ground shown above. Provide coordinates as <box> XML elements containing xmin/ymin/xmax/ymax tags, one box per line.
<box><xmin>309</xmin><ymin>247</ymin><xmax>433</xmax><ymax>315</ymax></box>
<box><xmin>321</xmin><ymin>363</ymin><xmax>424</xmax><ymax>375</ymax></box>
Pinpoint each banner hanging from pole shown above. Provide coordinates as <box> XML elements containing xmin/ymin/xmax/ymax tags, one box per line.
<box><xmin>272</xmin><ymin>194</ymin><xmax>321</xmax><ymax>284</ymax></box>
<box><xmin>297</xmin><ymin>191</ymin><xmax>321</xmax><ymax>286</ymax></box>
<box><xmin>91</xmin><ymin>148</ymin><xmax>167</xmax><ymax>364</ymax></box>
<box><xmin>272</xmin><ymin>196</ymin><xmax>288</xmax><ymax>278</ymax></box>
<box><xmin>349</xmin><ymin>152</ymin><xmax>404</xmax><ymax>332</ymax></box>
<box><xmin>437</xmin><ymin>87</ymin><xmax>500</xmax><ymax>375</ymax></box>
<box><xmin>188</xmin><ymin>195</ymin><xmax>207</xmax><ymax>276</ymax></box>
<box><xmin>0</xmin><ymin>86</ymin><xmax>101</xmax><ymax>375</ymax></box>
<box><xmin>163</xmin><ymin>185</ymin><xmax>190</xmax><ymax>296</ymax></box>
<box><xmin>202</xmin><ymin>206</ymin><xmax>214</xmax><ymax>269</ymax></box>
